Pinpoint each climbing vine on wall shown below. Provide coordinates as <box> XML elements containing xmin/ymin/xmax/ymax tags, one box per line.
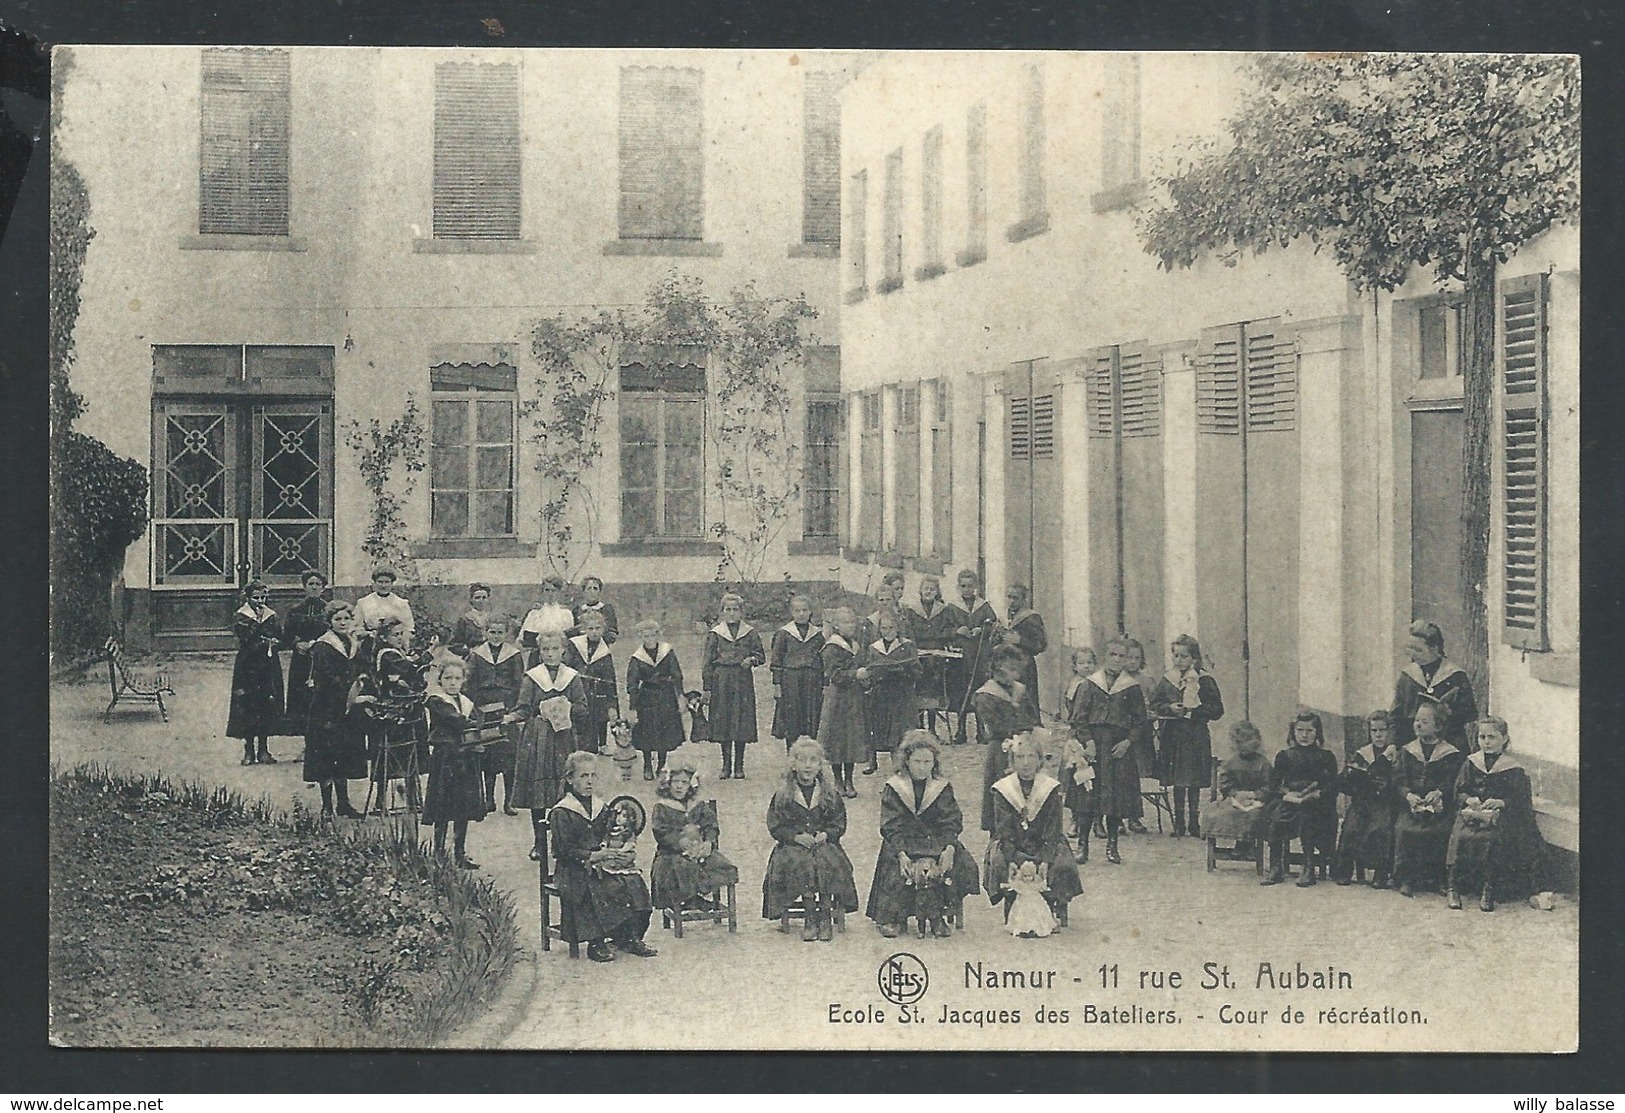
<box><xmin>344</xmin><ymin>396</ymin><xmax>428</xmax><ymax>584</ymax></box>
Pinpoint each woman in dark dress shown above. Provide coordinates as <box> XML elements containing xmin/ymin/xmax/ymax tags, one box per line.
<box><xmin>770</xmin><ymin>594</ymin><xmax>825</xmax><ymax>748</ymax></box>
<box><xmin>1260</xmin><ymin>711</ymin><xmax>1341</xmax><ymax>887</ymax></box>
<box><xmin>302</xmin><ymin>600</ymin><xmax>366</xmax><ymax>819</ymax></box>
<box><xmin>1392</xmin><ymin>702</ymin><xmax>1467</xmax><ymax>897</ymax></box>
<box><xmin>866</xmin><ymin>731</ymin><xmax>980</xmax><ymax>939</ymax></box>
<box><xmin>281</xmin><ymin>569</ymin><xmax>330</xmax><ymax>741</ymax></box>
<box><xmin>1392</xmin><ymin>620</ymin><xmax>1479</xmax><ymax>751</ymax></box>
<box><xmin>420</xmin><ymin>659</ymin><xmax>486</xmax><ymax>869</ymax></box>
<box><xmin>763</xmin><ymin>737</ymin><xmax>860</xmax><ymax>941</ymax></box>
<box><xmin>1149</xmin><ymin>634</ymin><xmax>1224</xmax><ymax>838</ymax></box>
<box><xmin>1447</xmin><ymin>716</ymin><xmax>1543</xmax><ymax>911</ymax></box>
<box><xmin>550</xmin><ymin>751</ymin><xmax>658</xmax><ymax>963</ymax></box>
<box><xmin>650</xmin><ymin>752</ymin><xmax>738</xmax><ymax>915</ymax></box>
<box><xmin>985</xmin><ymin>731</ymin><xmax>1084</xmax><ymax>926</ymax></box>
<box><xmin>702</xmin><ymin>593</ymin><xmax>766</xmax><ymax>781</ymax></box>
<box><xmin>1333</xmin><ymin>710</ymin><xmax>1401</xmax><ymax>887</ymax></box>
<box><xmin>626</xmin><ymin>620</ymin><xmax>686</xmax><ymax>780</ymax></box>
<box><xmin>450</xmin><ymin>582</ymin><xmax>494</xmax><ymax>655</ymax></box>
<box><xmin>227</xmin><ymin>580</ymin><xmax>286</xmax><ymax>766</ymax></box>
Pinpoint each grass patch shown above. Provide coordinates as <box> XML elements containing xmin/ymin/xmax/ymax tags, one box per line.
<box><xmin>50</xmin><ymin>763</ymin><xmax>518</xmax><ymax>1047</ymax></box>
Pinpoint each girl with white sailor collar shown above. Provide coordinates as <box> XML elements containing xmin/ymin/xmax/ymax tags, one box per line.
<box><xmin>1068</xmin><ymin>638</ymin><xmax>1151</xmax><ymax>865</ymax></box>
<box><xmin>1391</xmin><ymin>702</ymin><xmax>1467</xmax><ymax>898</ymax></box>
<box><xmin>626</xmin><ymin>619</ymin><xmax>686</xmax><ymax>780</ymax></box>
<box><xmin>421</xmin><ymin>659</ymin><xmax>486</xmax><ymax>870</ymax></box>
<box><xmin>904</xmin><ymin>575</ymin><xmax>957</xmax><ymax>737</ymax></box>
<box><xmin>551</xmin><ymin>750</ymin><xmax>658</xmax><ymax>962</ymax></box>
<box><xmin>861</xmin><ymin>607</ymin><xmax>922</xmax><ymax>777</ymax></box>
<box><xmin>866</xmin><ymin>730</ymin><xmax>980</xmax><ymax>939</ymax></box>
<box><xmin>984</xmin><ymin>730</ymin><xmax>1083</xmax><ymax>929</ymax></box>
<box><xmin>565</xmin><ymin>608</ymin><xmax>620</xmax><ymax>753</ymax></box>
<box><xmin>702</xmin><ymin>593</ymin><xmax>766</xmax><ymax>781</ymax></box>
<box><xmin>1445</xmin><ymin>716</ymin><xmax>1542</xmax><ymax>912</ymax></box>
<box><xmin>303</xmin><ymin>600</ymin><xmax>366</xmax><ymax>819</ymax></box>
<box><xmin>511</xmin><ymin>630</ymin><xmax>590</xmax><ymax>867</ymax></box>
<box><xmin>763</xmin><ymin>737</ymin><xmax>860</xmax><ymax>942</ymax></box>
<box><xmin>770</xmin><ymin>594</ymin><xmax>825</xmax><ymax>749</ymax></box>
<box><xmin>816</xmin><ymin>606</ymin><xmax>870</xmax><ymax>797</ymax></box>
<box><xmin>1149</xmin><ymin>634</ymin><xmax>1225</xmax><ymax>839</ymax></box>
<box><xmin>1392</xmin><ymin>619</ymin><xmax>1479</xmax><ymax>751</ymax></box>
<box><xmin>227</xmin><ymin>579</ymin><xmax>286</xmax><ymax>766</ymax></box>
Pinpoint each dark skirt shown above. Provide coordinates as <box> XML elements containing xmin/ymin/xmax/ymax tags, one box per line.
<box><xmin>228</xmin><ymin>649</ymin><xmax>285</xmax><ymax>739</ymax></box>
<box><xmin>1204</xmin><ymin>797</ymin><xmax>1265</xmax><ymax>841</ymax></box>
<box><xmin>708</xmin><ymin>664</ymin><xmax>759</xmax><ymax>743</ymax></box>
<box><xmin>651</xmin><ymin>847</ymin><xmax>739</xmax><ymax>909</ymax></box>
<box><xmin>557</xmin><ymin>863</ymin><xmax>653</xmax><ymax>943</ymax></box>
<box><xmin>865</xmin><ymin>838</ymin><xmax>980</xmax><ymax>923</ymax></box>
<box><xmin>761</xmin><ymin>841</ymin><xmax>859</xmax><ymax>918</ymax></box>
<box><xmin>511</xmin><ymin>718</ymin><xmax>574</xmax><ymax>812</ymax></box>
<box><xmin>632</xmin><ymin>693</ymin><xmax>686</xmax><ymax>754</ymax></box>
<box><xmin>421</xmin><ymin>750</ymin><xmax>488</xmax><ymax>824</ymax></box>
<box><xmin>772</xmin><ymin>668</ymin><xmax>823</xmax><ymax>741</ymax></box>
<box><xmin>984</xmin><ymin>839</ymin><xmax>1084</xmax><ymax>907</ymax></box>
<box><xmin>1158</xmin><ymin>720</ymin><xmax>1213</xmax><ymax>788</ymax></box>
<box><xmin>1263</xmin><ymin>797</ymin><xmax>1338</xmax><ymax>848</ymax></box>
<box><xmin>818</xmin><ymin>686</ymin><xmax>868</xmax><ymax>765</ymax></box>
<box><xmin>303</xmin><ymin>723</ymin><xmax>367</xmax><ymax>783</ymax></box>
<box><xmin>1338</xmin><ymin>799</ymin><xmax>1398</xmax><ymax>865</ymax></box>
<box><xmin>284</xmin><ymin>651</ymin><xmax>315</xmax><ymax>734</ymax></box>
<box><xmin>1393</xmin><ymin>811</ymin><xmax>1452</xmax><ymax>886</ymax></box>
<box><xmin>1446</xmin><ymin>815</ymin><xmax>1538</xmax><ymax>897</ymax></box>
<box><xmin>867</xmin><ymin>685</ymin><xmax>917</xmax><ymax>755</ymax></box>
<box><xmin>1092</xmin><ymin>730</ymin><xmax>1144</xmax><ymax>819</ymax></box>
<box><xmin>482</xmin><ymin>722</ymin><xmax>519</xmax><ymax>785</ymax></box>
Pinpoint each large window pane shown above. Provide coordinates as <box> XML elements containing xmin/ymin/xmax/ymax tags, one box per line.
<box><xmin>432</xmin><ymin>400</ymin><xmax>467</xmax><ymax>444</ymax></box>
<box><xmin>477</xmin><ymin>398</ymin><xmax>513</xmax><ymax>441</ymax></box>
<box><xmin>474</xmin><ymin>491</ymin><xmax>514</xmax><ymax>536</ymax></box>
<box><xmin>621</xmin><ymin>490</ymin><xmax>657</xmax><ymax>538</ymax></box>
<box><xmin>476</xmin><ymin>445</ymin><xmax>512</xmax><ymax>489</ymax></box>
<box><xmin>432</xmin><ymin>444</ymin><xmax>469</xmax><ymax>489</ymax></box>
<box><xmin>665</xmin><ymin>490</ymin><xmax>703</xmax><ymax>537</ymax></box>
<box><xmin>432</xmin><ymin>491</ymin><xmax>469</xmax><ymax>536</ymax></box>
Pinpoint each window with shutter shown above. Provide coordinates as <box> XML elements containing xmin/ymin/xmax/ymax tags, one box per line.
<box><xmin>918</xmin><ymin>126</ymin><xmax>945</xmax><ymax>278</ymax></box>
<box><xmin>618</xmin><ymin>66</ymin><xmax>704</xmax><ymax>241</ymax></box>
<box><xmin>1197</xmin><ymin>326</ymin><xmax>1243</xmax><ymax>434</ymax></box>
<box><xmin>1119</xmin><ymin>346</ymin><xmax>1163</xmax><ymax>437</ymax></box>
<box><xmin>433</xmin><ymin>63</ymin><xmax>521</xmax><ymax>240</ymax></box>
<box><xmin>199</xmin><ymin>49</ymin><xmax>290</xmax><ymax>236</ymax></box>
<box><xmin>929</xmin><ymin>379</ymin><xmax>953</xmax><ymax>560</ymax></box>
<box><xmin>859</xmin><ymin>391</ymin><xmax>884</xmax><ymax>549</ymax></box>
<box><xmin>431</xmin><ymin>362</ymin><xmax>518</xmax><ymax>538</ymax></box>
<box><xmin>1501</xmin><ymin>273</ymin><xmax>1549</xmax><ymax>650</ymax></box>
<box><xmin>1086</xmin><ymin>349</ymin><xmax>1117</xmax><ymax>439</ymax></box>
<box><xmin>1240</xmin><ymin>322</ymin><xmax>1296</xmax><ymax>431</ymax></box>
<box><xmin>895</xmin><ymin>385</ymin><xmax>922</xmax><ymax>556</ymax></box>
<box><xmin>1101</xmin><ymin>54</ymin><xmax>1142</xmax><ymax>191</ymax></box>
<box><xmin>1197</xmin><ymin>321</ymin><xmax>1294</xmax><ymax>433</ymax></box>
<box><xmin>1007</xmin><ymin>62</ymin><xmax>1048</xmax><ymax>242</ymax></box>
<box><xmin>802</xmin><ymin>71</ymin><xmax>842</xmax><ymax>246</ymax></box>
<box><xmin>1031</xmin><ymin>394</ymin><xmax>1055</xmax><ymax>458</ymax></box>
<box><xmin>846</xmin><ymin>169</ymin><xmax>869</xmax><ymax>299</ymax></box>
<box><xmin>1009</xmin><ymin>395</ymin><xmax>1032</xmax><ymax>459</ymax></box>
<box><xmin>960</xmin><ymin>101</ymin><xmax>988</xmax><ymax>267</ymax></box>
<box><xmin>804</xmin><ymin>398</ymin><xmax>843</xmax><ymax>539</ymax></box>
<box><xmin>880</xmin><ymin>148</ymin><xmax>904</xmax><ymax>293</ymax></box>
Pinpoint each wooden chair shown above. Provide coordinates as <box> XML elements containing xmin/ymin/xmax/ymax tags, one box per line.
<box><xmin>1205</xmin><ymin>757</ymin><xmax>1265</xmax><ymax>875</ymax></box>
<box><xmin>780</xmin><ymin>902</ymin><xmax>847</xmax><ymax>934</ymax></box>
<box><xmin>102</xmin><ymin>637</ymin><xmax>175</xmax><ymax>723</ymax></box>
<box><xmin>537</xmin><ymin>863</ymin><xmax>581</xmax><ymax>958</ymax></box>
<box><xmin>662</xmin><ymin>881</ymin><xmax>738</xmax><ymax>938</ymax></box>
<box><xmin>1139</xmin><ymin>776</ymin><xmax>1174</xmax><ymax>833</ymax></box>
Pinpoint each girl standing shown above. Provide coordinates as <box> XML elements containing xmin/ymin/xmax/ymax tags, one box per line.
<box><xmin>861</xmin><ymin>607</ymin><xmax>922</xmax><ymax>776</ymax></box>
<box><xmin>1391</xmin><ymin>702</ymin><xmax>1466</xmax><ymax>898</ymax></box>
<box><xmin>1000</xmin><ymin>584</ymin><xmax>1047</xmax><ymax>711</ymax></box>
<box><xmin>566</xmin><ymin>608</ymin><xmax>620</xmax><ymax>752</ymax></box>
<box><xmin>1446</xmin><ymin>716</ymin><xmax>1543</xmax><ymax>912</ymax></box>
<box><xmin>1333</xmin><ymin>710</ymin><xmax>1400</xmax><ymax>887</ymax></box>
<box><xmin>975</xmin><ymin>645</ymin><xmax>1042</xmax><ymax>832</ymax></box>
<box><xmin>905</xmin><ymin>576</ymin><xmax>957</xmax><ymax>736</ymax></box>
<box><xmin>281</xmin><ymin>569</ymin><xmax>330</xmax><ymax>739</ymax></box>
<box><xmin>866</xmin><ymin>731</ymin><xmax>980</xmax><ymax>939</ymax></box>
<box><xmin>467</xmin><ymin>617</ymin><xmax>524</xmax><ymax>815</ymax></box>
<box><xmin>228</xmin><ymin>580</ymin><xmax>286</xmax><ymax>766</ymax></box>
<box><xmin>763</xmin><ymin>737</ymin><xmax>859</xmax><ymax>942</ymax></box>
<box><xmin>421</xmin><ymin>660</ymin><xmax>486</xmax><ymax>869</ymax></box>
<box><xmin>1059</xmin><ymin>647</ymin><xmax>1100</xmax><ymax>858</ymax></box>
<box><xmin>511</xmin><ymin>631</ymin><xmax>590</xmax><ymax>867</ymax></box>
<box><xmin>702</xmin><ymin>593</ymin><xmax>766</xmax><ymax>781</ymax></box>
<box><xmin>626</xmin><ymin>619</ymin><xmax>685</xmax><ymax>780</ymax></box>
<box><xmin>948</xmin><ymin>570</ymin><xmax>999</xmax><ymax>746</ymax></box>
<box><xmin>817</xmin><ymin>606</ymin><xmax>869</xmax><ymax>798</ymax></box>
<box><xmin>650</xmin><ymin>753</ymin><xmax>738</xmax><ymax>917</ymax></box>
<box><xmin>770</xmin><ymin>595</ymin><xmax>825</xmax><ymax>748</ymax></box>
<box><xmin>1260</xmin><ymin>711</ymin><xmax>1341</xmax><ymax>887</ymax></box>
<box><xmin>1068</xmin><ymin>638</ymin><xmax>1149</xmax><ymax>864</ymax></box>
<box><xmin>573</xmin><ymin>575</ymin><xmax>620</xmax><ymax>644</ymax></box>
<box><xmin>302</xmin><ymin>600</ymin><xmax>366</xmax><ymax>819</ymax></box>
<box><xmin>1150</xmin><ymin>635</ymin><xmax>1224</xmax><ymax>838</ymax></box>
<box><xmin>1392</xmin><ymin>620</ymin><xmax>1479</xmax><ymax>751</ymax></box>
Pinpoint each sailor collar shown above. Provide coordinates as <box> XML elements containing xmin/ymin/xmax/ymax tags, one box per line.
<box><xmin>1402</xmin><ymin>738</ymin><xmax>1460</xmax><ymax>764</ymax></box>
<box><xmin>992</xmin><ymin>771</ymin><xmax>1060</xmax><ymax>820</ymax></box>
<box><xmin>551</xmin><ymin>792</ymin><xmax>605</xmax><ymax>822</ymax></box>
<box><xmin>471</xmin><ymin>642</ymin><xmax>520</xmax><ymax>665</ymax></box>
<box><xmin>1354</xmin><ymin>744</ymin><xmax>1393</xmax><ymax>767</ymax></box>
<box><xmin>316</xmin><ymin>630</ymin><xmax>355</xmax><ymax>657</ymax></box>
<box><xmin>908</xmin><ymin>601</ymin><xmax>948</xmax><ymax>621</ymax></box>
<box><xmin>525</xmin><ymin>661</ymin><xmax>579</xmax><ymax>692</ymax></box>
<box><xmin>430</xmin><ymin>691</ymin><xmax>475</xmax><ymax>717</ymax></box>
<box><xmin>1469</xmin><ymin>750</ymin><xmax>1523</xmax><ymax>776</ymax></box>
<box><xmin>1089</xmin><ymin>669</ymin><xmax>1140</xmax><ymax>696</ymax></box>
<box><xmin>824</xmin><ymin>632</ymin><xmax>855</xmax><ymax>654</ymax></box>
<box><xmin>870</xmin><ymin>637</ymin><xmax>908</xmax><ymax>655</ymax></box>
<box><xmin>631</xmin><ymin>643</ymin><xmax>672</xmax><ymax>667</ymax></box>
<box><xmin>1401</xmin><ymin>658</ymin><xmax>1467</xmax><ymax>692</ymax></box>
<box><xmin>1007</xmin><ymin>607</ymin><xmax>1038</xmax><ymax>627</ymax></box>
<box><xmin>779</xmin><ymin>621</ymin><xmax>819</xmax><ymax>642</ymax></box>
<box><xmin>959</xmin><ymin>597</ymin><xmax>990</xmax><ymax>615</ymax></box>
<box><xmin>1163</xmin><ymin>666</ymin><xmax>1210</xmax><ymax>686</ymax></box>
<box><xmin>710</xmin><ymin>621</ymin><xmax>754</xmax><ymax>642</ymax></box>
<box><xmin>975</xmin><ymin>678</ymin><xmax>1025</xmax><ymax>705</ymax></box>
<box><xmin>1064</xmin><ymin>676</ymin><xmax>1084</xmax><ymax>701</ymax></box>
<box><xmin>236</xmin><ymin>602</ymin><xmax>275</xmax><ymax>622</ymax></box>
<box><xmin>787</xmin><ymin>780</ymin><xmax>826</xmax><ymax>811</ymax></box>
<box><xmin>885</xmin><ymin>773</ymin><xmax>948</xmax><ymax>815</ymax></box>
<box><xmin>568</xmin><ymin>634</ymin><xmax>613</xmax><ymax>664</ymax></box>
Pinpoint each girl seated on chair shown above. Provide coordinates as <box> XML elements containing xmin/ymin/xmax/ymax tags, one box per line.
<box><xmin>865</xmin><ymin>730</ymin><xmax>981</xmax><ymax>940</ymax></box>
<box><xmin>1261</xmin><ymin>711</ymin><xmax>1340</xmax><ymax>887</ymax></box>
<box><xmin>763</xmin><ymin>737</ymin><xmax>860</xmax><ymax>942</ymax></box>
<box><xmin>1445</xmin><ymin>716</ymin><xmax>1542</xmax><ymax>913</ymax></box>
<box><xmin>650</xmin><ymin>751</ymin><xmax>739</xmax><ymax>917</ymax></box>
<box><xmin>985</xmin><ymin>730</ymin><xmax>1083</xmax><ymax>931</ymax></box>
<box><xmin>550</xmin><ymin>750</ymin><xmax>658</xmax><ymax>963</ymax></box>
<box><xmin>1204</xmin><ymin>720</ymin><xmax>1270</xmax><ymax>853</ymax></box>
<box><xmin>1333</xmin><ymin>710</ymin><xmax>1400</xmax><ymax>888</ymax></box>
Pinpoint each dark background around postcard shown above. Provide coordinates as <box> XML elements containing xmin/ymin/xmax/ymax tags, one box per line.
<box><xmin>2</xmin><ymin>0</ymin><xmax>1623</xmax><ymax>1093</ymax></box>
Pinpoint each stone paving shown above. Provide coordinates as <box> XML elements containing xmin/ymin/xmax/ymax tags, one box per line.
<box><xmin>51</xmin><ymin>641</ymin><xmax>1578</xmax><ymax>1052</ymax></box>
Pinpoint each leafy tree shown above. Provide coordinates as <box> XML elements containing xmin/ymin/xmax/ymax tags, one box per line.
<box><xmin>1138</xmin><ymin>53</ymin><xmax>1579</xmax><ymax>703</ymax></box>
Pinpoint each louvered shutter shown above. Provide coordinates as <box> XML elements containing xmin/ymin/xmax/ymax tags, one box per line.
<box><xmin>1501</xmin><ymin>274</ymin><xmax>1549</xmax><ymax>650</ymax></box>
<box><xmin>433</xmin><ymin>63</ymin><xmax>521</xmax><ymax>240</ymax></box>
<box><xmin>1119</xmin><ymin>343</ymin><xmax>1162</xmax><ymax>437</ymax></box>
<box><xmin>1086</xmin><ymin>347</ymin><xmax>1117</xmax><ymax>439</ymax></box>
<box><xmin>1009</xmin><ymin>394</ymin><xmax>1032</xmax><ymax>459</ymax></box>
<box><xmin>200</xmin><ymin>49</ymin><xmax>290</xmax><ymax>236</ymax></box>
<box><xmin>1197</xmin><ymin>325</ymin><xmax>1242</xmax><ymax>434</ymax></box>
<box><xmin>619</xmin><ymin>67</ymin><xmax>704</xmax><ymax>241</ymax></box>
<box><xmin>1242</xmin><ymin>320</ymin><xmax>1296</xmax><ymax>431</ymax></box>
<box><xmin>802</xmin><ymin>71</ymin><xmax>842</xmax><ymax>245</ymax></box>
<box><xmin>1031</xmin><ymin>393</ymin><xmax>1056</xmax><ymax>459</ymax></box>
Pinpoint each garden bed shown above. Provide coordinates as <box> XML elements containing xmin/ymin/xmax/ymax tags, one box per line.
<box><xmin>49</xmin><ymin>765</ymin><xmax>518</xmax><ymax>1047</ymax></box>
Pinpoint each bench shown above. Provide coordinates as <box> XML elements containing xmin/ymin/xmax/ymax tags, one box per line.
<box><xmin>102</xmin><ymin>637</ymin><xmax>175</xmax><ymax>723</ymax></box>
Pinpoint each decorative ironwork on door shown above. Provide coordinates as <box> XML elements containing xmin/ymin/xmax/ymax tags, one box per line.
<box><xmin>250</xmin><ymin>407</ymin><xmax>332</xmax><ymax>584</ymax></box>
<box><xmin>153</xmin><ymin>406</ymin><xmax>239</xmax><ymax>588</ymax></box>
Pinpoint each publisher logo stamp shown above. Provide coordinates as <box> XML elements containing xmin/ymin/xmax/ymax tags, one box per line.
<box><xmin>878</xmin><ymin>952</ymin><xmax>929</xmax><ymax>1006</ymax></box>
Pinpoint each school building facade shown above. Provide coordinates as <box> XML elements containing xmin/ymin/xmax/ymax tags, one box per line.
<box><xmin>834</xmin><ymin>52</ymin><xmax>1579</xmax><ymax>855</ymax></box>
<box><xmin>60</xmin><ymin>46</ymin><xmax>864</xmax><ymax>652</ymax></box>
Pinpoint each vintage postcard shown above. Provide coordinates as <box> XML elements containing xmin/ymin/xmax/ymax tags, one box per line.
<box><xmin>46</xmin><ymin>46</ymin><xmax>1579</xmax><ymax>1052</ymax></box>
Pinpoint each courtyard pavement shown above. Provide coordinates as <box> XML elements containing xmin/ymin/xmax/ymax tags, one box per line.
<box><xmin>50</xmin><ymin>638</ymin><xmax>1578</xmax><ymax>1052</ymax></box>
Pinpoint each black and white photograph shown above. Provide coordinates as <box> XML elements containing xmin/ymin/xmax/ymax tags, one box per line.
<box><xmin>44</xmin><ymin>45</ymin><xmax>1579</xmax><ymax>1052</ymax></box>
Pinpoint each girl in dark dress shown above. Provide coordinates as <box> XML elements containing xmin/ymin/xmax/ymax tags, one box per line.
<box><xmin>227</xmin><ymin>580</ymin><xmax>286</xmax><ymax>766</ymax></box>
<box><xmin>1392</xmin><ymin>702</ymin><xmax>1467</xmax><ymax>897</ymax></box>
<box><xmin>303</xmin><ymin>601</ymin><xmax>366</xmax><ymax>819</ymax></box>
<box><xmin>949</xmin><ymin>570</ymin><xmax>999</xmax><ymax>746</ymax></box>
<box><xmin>985</xmin><ymin>730</ymin><xmax>1084</xmax><ymax>928</ymax></box>
<box><xmin>817</xmin><ymin>607</ymin><xmax>869</xmax><ymax>797</ymax></box>
<box><xmin>702</xmin><ymin>593</ymin><xmax>766</xmax><ymax>781</ymax></box>
<box><xmin>862</xmin><ymin>608</ymin><xmax>922</xmax><ymax>776</ymax></box>
<box><xmin>565</xmin><ymin>608</ymin><xmax>620</xmax><ymax>752</ymax></box>
<box><xmin>650</xmin><ymin>752</ymin><xmax>738</xmax><ymax>915</ymax></box>
<box><xmin>626</xmin><ymin>619</ymin><xmax>686</xmax><ymax>780</ymax></box>
<box><xmin>976</xmin><ymin>645</ymin><xmax>1042</xmax><ymax>832</ymax></box>
<box><xmin>1150</xmin><ymin>634</ymin><xmax>1224</xmax><ymax>838</ymax></box>
<box><xmin>1058</xmin><ymin>647</ymin><xmax>1100</xmax><ymax>860</ymax></box>
<box><xmin>467</xmin><ymin>616</ymin><xmax>524</xmax><ymax>815</ymax></box>
<box><xmin>1447</xmin><ymin>716</ymin><xmax>1544</xmax><ymax>912</ymax></box>
<box><xmin>281</xmin><ymin>569</ymin><xmax>330</xmax><ymax>739</ymax></box>
<box><xmin>1392</xmin><ymin>620</ymin><xmax>1479</xmax><ymax>751</ymax></box>
<box><xmin>1334</xmin><ymin>710</ymin><xmax>1401</xmax><ymax>887</ymax></box>
<box><xmin>512</xmin><ymin>631</ymin><xmax>591</xmax><ymax>867</ymax></box>
<box><xmin>573</xmin><ymin>575</ymin><xmax>620</xmax><ymax>645</ymax></box>
<box><xmin>550</xmin><ymin>751</ymin><xmax>658</xmax><ymax>963</ymax></box>
<box><xmin>905</xmin><ymin>577</ymin><xmax>958</xmax><ymax>736</ymax></box>
<box><xmin>1205</xmin><ymin>720</ymin><xmax>1270</xmax><ymax>848</ymax></box>
<box><xmin>450</xmin><ymin>582</ymin><xmax>493</xmax><ymax>655</ymax></box>
<box><xmin>1068</xmin><ymin>638</ymin><xmax>1150</xmax><ymax>864</ymax></box>
<box><xmin>1000</xmin><ymin>584</ymin><xmax>1048</xmax><ymax>716</ymax></box>
<box><xmin>1260</xmin><ymin>711</ymin><xmax>1341</xmax><ymax>887</ymax></box>
<box><xmin>866</xmin><ymin>731</ymin><xmax>980</xmax><ymax>939</ymax></box>
<box><xmin>763</xmin><ymin>737</ymin><xmax>860</xmax><ymax>942</ymax></box>
<box><xmin>771</xmin><ymin>594</ymin><xmax>825</xmax><ymax>747</ymax></box>
<box><xmin>421</xmin><ymin>659</ymin><xmax>486</xmax><ymax>869</ymax></box>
